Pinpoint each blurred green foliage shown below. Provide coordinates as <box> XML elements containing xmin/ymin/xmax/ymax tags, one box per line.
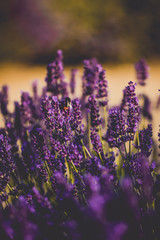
<box><xmin>0</xmin><ymin>0</ymin><xmax>160</xmax><ymax>64</ymax></box>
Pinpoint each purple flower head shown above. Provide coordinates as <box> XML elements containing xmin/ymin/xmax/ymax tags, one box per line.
<box><xmin>85</xmin><ymin>157</ymin><xmax>102</xmax><ymax>177</ymax></box>
<box><xmin>83</xmin><ymin>59</ymin><xmax>101</xmax><ymax>96</ymax></box>
<box><xmin>32</xmin><ymin>186</ymin><xmax>52</xmax><ymax>210</ymax></box>
<box><xmin>45</xmin><ymin>49</ymin><xmax>68</xmax><ymax>96</ymax></box>
<box><xmin>127</xmin><ymin>153</ymin><xmax>143</xmax><ymax>185</ymax></box>
<box><xmin>127</xmin><ymin>152</ymin><xmax>153</xmax><ymax>196</ymax></box>
<box><xmin>125</xmin><ymin>82</ymin><xmax>140</xmax><ymax>138</ymax></box>
<box><xmin>41</xmin><ymin>96</ymin><xmax>61</xmax><ymax>131</ymax></box>
<box><xmin>70</xmin><ymin>69</ymin><xmax>78</xmax><ymax>95</ymax></box>
<box><xmin>21</xmin><ymin>140</ymin><xmax>36</xmax><ymax>173</ymax></box>
<box><xmin>20</xmin><ymin>92</ymin><xmax>36</xmax><ymax>128</ymax></box>
<box><xmin>105</xmin><ymin>108</ymin><xmax>127</xmax><ymax>148</ymax></box>
<box><xmin>7</xmin><ymin>196</ymin><xmax>38</xmax><ymax>240</ymax></box>
<box><xmin>87</xmin><ymin>95</ymin><xmax>102</xmax><ymax>129</ymax></box>
<box><xmin>0</xmin><ymin>133</ymin><xmax>15</xmax><ymax>191</ymax></box>
<box><xmin>42</xmin><ymin>96</ymin><xmax>73</xmax><ymax>157</ymax></box>
<box><xmin>96</xmin><ymin>69</ymin><xmax>108</xmax><ymax>107</ymax></box>
<box><xmin>5</xmin><ymin>120</ymin><xmax>18</xmax><ymax>152</ymax></box>
<box><xmin>90</xmin><ymin>128</ymin><xmax>103</xmax><ymax>155</ymax></box>
<box><xmin>70</xmin><ymin>98</ymin><xmax>82</xmax><ymax>131</ymax></box>
<box><xmin>135</xmin><ymin>58</ymin><xmax>149</xmax><ymax>86</ymax></box>
<box><xmin>67</xmin><ymin>142</ymin><xmax>83</xmax><ymax>168</ymax></box>
<box><xmin>30</xmin><ymin>125</ymin><xmax>56</xmax><ymax>173</ymax></box>
<box><xmin>139</xmin><ymin>124</ymin><xmax>152</xmax><ymax>157</ymax></box>
<box><xmin>30</xmin><ymin>127</ymin><xmax>50</xmax><ymax>182</ymax></box>
<box><xmin>104</xmin><ymin>151</ymin><xmax>116</xmax><ymax>177</ymax></box>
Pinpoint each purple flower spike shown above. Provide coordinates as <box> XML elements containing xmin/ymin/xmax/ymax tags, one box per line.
<box><xmin>30</xmin><ymin>127</ymin><xmax>49</xmax><ymax>182</ymax></box>
<box><xmin>105</xmin><ymin>108</ymin><xmax>127</xmax><ymax>148</ymax></box>
<box><xmin>20</xmin><ymin>92</ymin><xmax>36</xmax><ymax>128</ymax></box>
<box><xmin>85</xmin><ymin>157</ymin><xmax>102</xmax><ymax>177</ymax></box>
<box><xmin>135</xmin><ymin>58</ymin><xmax>149</xmax><ymax>86</ymax></box>
<box><xmin>139</xmin><ymin>124</ymin><xmax>152</xmax><ymax>157</ymax></box>
<box><xmin>45</xmin><ymin>49</ymin><xmax>68</xmax><ymax>96</ymax></box>
<box><xmin>96</xmin><ymin>69</ymin><xmax>108</xmax><ymax>107</ymax></box>
<box><xmin>125</xmin><ymin>81</ymin><xmax>140</xmax><ymax>139</ymax></box>
<box><xmin>41</xmin><ymin>96</ymin><xmax>55</xmax><ymax>130</ymax></box>
<box><xmin>87</xmin><ymin>95</ymin><xmax>102</xmax><ymax>129</ymax></box>
<box><xmin>0</xmin><ymin>133</ymin><xmax>15</xmax><ymax>192</ymax></box>
<box><xmin>90</xmin><ymin>128</ymin><xmax>103</xmax><ymax>155</ymax></box>
<box><xmin>83</xmin><ymin>59</ymin><xmax>100</xmax><ymax>96</ymax></box>
<box><xmin>68</xmin><ymin>142</ymin><xmax>83</xmax><ymax>168</ymax></box>
<box><xmin>70</xmin><ymin>98</ymin><xmax>82</xmax><ymax>131</ymax></box>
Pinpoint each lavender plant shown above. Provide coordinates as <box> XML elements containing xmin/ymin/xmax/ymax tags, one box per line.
<box><xmin>0</xmin><ymin>51</ymin><xmax>159</xmax><ymax>240</ymax></box>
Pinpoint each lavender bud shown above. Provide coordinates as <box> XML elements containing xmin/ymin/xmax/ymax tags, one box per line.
<box><xmin>87</xmin><ymin>95</ymin><xmax>102</xmax><ymax>129</ymax></box>
<box><xmin>105</xmin><ymin>108</ymin><xmax>127</xmax><ymax>148</ymax></box>
<box><xmin>45</xmin><ymin>49</ymin><xmax>68</xmax><ymax>96</ymax></box>
<box><xmin>96</xmin><ymin>69</ymin><xmax>108</xmax><ymax>107</ymax></box>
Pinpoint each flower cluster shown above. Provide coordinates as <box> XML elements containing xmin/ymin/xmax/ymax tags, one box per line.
<box><xmin>0</xmin><ymin>51</ymin><xmax>159</xmax><ymax>240</ymax></box>
<box><xmin>105</xmin><ymin>108</ymin><xmax>127</xmax><ymax>148</ymax></box>
<box><xmin>125</xmin><ymin>81</ymin><xmax>140</xmax><ymax>139</ymax></box>
<box><xmin>87</xmin><ymin>95</ymin><xmax>102</xmax><ymax>129</ymax></box>
<box><xmin>45</xmin><ymin>49</ymin><xmax>67</xmax><ymax>96</ymax></box>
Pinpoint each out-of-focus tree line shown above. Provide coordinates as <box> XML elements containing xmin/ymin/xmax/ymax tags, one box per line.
<box><xmin>0</xmin><ymin>0</ymin><xmax>160</xmax><ymax>64</ymax></box>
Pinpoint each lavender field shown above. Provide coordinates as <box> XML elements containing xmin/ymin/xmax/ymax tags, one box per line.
<box><xmin>0</xmin><ymin>50</ymin><xmax>160</xmax><ymax>240</ymax></box>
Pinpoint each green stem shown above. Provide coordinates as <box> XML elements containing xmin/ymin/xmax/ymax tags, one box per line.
<box><xmin>98</xmin><ymin>152</ymin><xmax>104</xmax><ymax>166</ymax></box>
<box><xmin>88</xmin><ymin>113</ymin><xmax>91</xmax><ymax>151</ymax></box>
<box><xmin>129</xmin><ymin>140</ymin><xmax>132</xmax><ymax>156</ymax></box>
<box><xmin>81</xmin><ymin>139</ymin><xmax>92</xmax><ymax>158</ymax></box>
<box><xmin>65</xmin><ymin>159</ymin><xmax>74</xmax><ymax>184</ymax></box>
<box><xmin>81</xmin><ymin>139</ymin><xmax>87</xmax><ymax>159</ymax></box>
<box><xmin>70</xmin><ymin>161</ymin><xmax>85</xmax><ymax>186</ymax></box>
<box><xmin>136</xmin><ymin>130</ymin><xmax>140</xmax><ymax>153</ymax></box>
<box><xmin>44</xmin><ymin>160</ymin><xmax>52</xmax><ymax>180</ymax></box>
<box><xmin>119</xmin><ymin>148</ymin><xmax>125</xmax><ymax>162</ymax></box>
<box><xmin>7</xmin><ymin>183</ymin><xmax>12</xmax><ymax>192</ymax></box>
<box><xmin>123</xmin><ymin>143</ymin><xmax>128</xmax><ymax>158</ymax></box>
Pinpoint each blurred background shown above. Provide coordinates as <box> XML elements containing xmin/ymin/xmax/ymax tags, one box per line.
<box><xmin>0</xmin><ymin>0</ymin><xmax>160</xmax><ymax>136</ymax></box>
<box><xmin>1</xmin><ymin>0</ymin><xmax>160</xmax><ymax>64</ymax></box>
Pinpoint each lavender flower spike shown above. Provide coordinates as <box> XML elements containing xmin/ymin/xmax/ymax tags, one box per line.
<box><xmin>139</xmin><ymin>124</ymin><xmax>152</xmax><ymax>157</ymax></box>
<box><xmin>135</xmin><ymin>58</ymin><xmax>149</xmax><ymax>86</ymax></box>
<box><xmin>125</xmin><ymin>81</ymin><xmax>140</xmax><ymax>139</ymax></box>
<box><xmin>70</xmin><ymin>98</ymin><xmax>82</xmax><ymax>131</ymax></box>
<box><xmin>96</xmin><ymin>69</ymin><xmax>108</xmax><ymax>107</ymax></box>
<box><xmin>87</xmin><ymin>95</ymin><xmax>102</xmax><ymax>129</ymax></box>
<box><xmin>83</xmin><ymin>59</ymin><xmax>100</xmax><ymax>96</ymax></box>
<box><xmin>105</xmin><ymin>107</ymin><xmax>127</xmax><ymax>148</ymax></box>
<box><xmin>90</xmin><ymin>128</ymin><xmax>103</xmax><ymax>156</ymax></box>
<box><xmin>45</xmin><ymin>49</ymin><xmax>67</xmax><ymax>96</ymax></box>
<box><xmin>0</xmin><ymin>133</ymin><xmax>15</xmax><ymax>192</ymax></box>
